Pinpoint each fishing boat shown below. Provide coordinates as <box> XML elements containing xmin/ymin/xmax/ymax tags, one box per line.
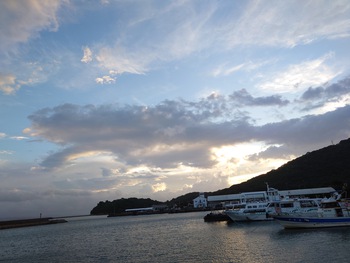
<box><xmin>225</xmin><ymin>202</ymin><xmax>271</xmax><ymax>221</ymax></box>
<box><xmin>226</xmin><ymin>196</ymin><xmax>321</xmax><ymax>222</ymax></box>
<box><xmin>266</xmin><ymin>198</ymin><xmax>321</xmax><ymax>218</ymax></box>
<box><xmin>224</xmin><ymin>184</ymin><xmax>337</xmax><ymax>222</ymax></box>
<box><xmin>274</xmin><ymin>194</ymin><xmax>350</xmax><ymax>229</ymax></box>
<box><xmin>225</xmin><ymin>186</ymin><xmax>280</xmax><ymax>222</ymax></box>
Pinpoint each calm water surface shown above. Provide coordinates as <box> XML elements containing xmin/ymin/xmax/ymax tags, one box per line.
<box><xmin>1</xmin><ymin>212</ymin><xmax>350</xmax><ymax>262</ymax></box>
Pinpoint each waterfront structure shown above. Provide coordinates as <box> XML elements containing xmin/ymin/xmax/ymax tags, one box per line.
<box><xmin>207</xmin><ymin>186</ymin><xmax>337</xmax><ymax>222</ymax></box>
<box><xmin>193</xmin><ymin>193</ymin><xmax>207</xmax><ymax>208</ymax></box>
<box><xmin>207</xmin><ymin>187</ymin><xmax>336</xmax><ymax>209</ymax></box>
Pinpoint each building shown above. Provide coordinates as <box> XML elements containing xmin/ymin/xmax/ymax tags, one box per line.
<box><xmin>193</xmin><ymin>193</ymin><xmax>207</xmax><ymax>208</ymax></box>
<box><xmin>207</xmin><ymin>187</ymin><xmax>336</xmax><ymax>208</ymax></box>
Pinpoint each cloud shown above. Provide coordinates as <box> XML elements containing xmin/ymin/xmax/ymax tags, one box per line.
<box><xmin>0</xmin><ymin>59</ymin><xmax>61</xmax><ymax>95</ymax></box>
<box><xmin>10</xmin><ymin>136</ymin><xmax>29</xmax><ymax>141</ymax></box>
<box><xmin>259</xmin><ymin>105</ymin><xmax>350</xmax><ymax>148</ymax></box>
<box><xmin>223</xmin><ymin>0</ymin><xmax>350</xmax><ymax>48</ymax></box>
<box><xmin>0</xmin><ymin>0</ymin><xmax>64</xmax><ymax>52</ymax></box>
<box><xmin>0</xmin><ymin>1</ymin><xmax>70</xmax><ymax>95</ymax></box>
<box><xmin>0</xmin><ymin>187</ymin><xmax>100</xmax><ymax>218</ymax></box>
<box><xmin>84</xmin><ymin>2</ymin><xmax>217</xmax><ymax>77</ymax></box>
<box><xmin>27</xmin><ymin>101</ymin><xmax>225</xmax><ymax>170</ymax></box>
<box><xmin>259</xmin><ymin>53</ymin><xmax>340</xmax><ymax>93</ymax></box>
<box><xmin>0</xmin><ymin>188</ymin><xmax>41</xmax><ymax>202</ymax></box>
<box><xmin>301</xmin><ymin>77</ymin><xmax>350</xmax><ymax>101</ymax></box>
<box><xmin>95</xmin><ymin>45</ymin><xmax>150</xmax><ymax>75</ymax></box>
<box><xmin>211</xmin><ymin>60</ymin><xmax>274</xmax><ymax>77</ymax></box>
<box><xmin>95</xmin><ymin>75</ymin><xmax>116</xmax><ymax>84</ymax></box>
<box><xmin>26</xmin><ymin>84</ymin><xmax>350</xmax><ymax>175</ymax></box>
<box><xmin>229</xmin><ymin>89</ymin><xmax>289</xmax><ymax>107</ymax></box>
<box><xmin>0</xmin><ymin>151</ymin><xmax>13</xmax><ymax>155</ymax></box>
<box><xmin>101</xmin><ymin>167</ymin><xmax>112</xmax><ymax>177</ymax></box>
<box><xmin>0</xmin><ymin>73</ymin><xmax>18</xmax><ymax>95</ymax></box>
<box><xmin>152</xmin><ymin>182</ymin><xmax>167</xmax><ymax>192</ymax></box>
<box><xmin>296</xmin><ymin>76</ymin><xmax>350</xmax><ymax>113</ymax></box>
<box><xmin>81</xmin><ymin>46</ymin><xmax>93</xmax><ymax>63</ymax></box>
<box><xmin>85</xmin><ymin>0</ymin><xmax>350</xmax><ymax>82</ymax></box>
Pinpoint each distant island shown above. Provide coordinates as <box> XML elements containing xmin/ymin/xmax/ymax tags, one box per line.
<box><xmin>90</xmin><ymin>138</ymin><xmax>350</xmax><ymax>216</ymax></box>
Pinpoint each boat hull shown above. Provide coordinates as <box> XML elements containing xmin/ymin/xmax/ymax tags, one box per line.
<box><xmin>274</xmin><ymin>216</ymin><xmax>350</xmax><ymax>229</ymax></box>
<box><xmin>225</xmin><ymin>211</ymin><xmax>272</xmax><ymax>222</ymax></box>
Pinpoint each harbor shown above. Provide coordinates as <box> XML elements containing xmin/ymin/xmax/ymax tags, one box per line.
<box><xmin>202</xmin><ymin>185</ymin><xmax>350</xmax><ymax>228</ymax></box>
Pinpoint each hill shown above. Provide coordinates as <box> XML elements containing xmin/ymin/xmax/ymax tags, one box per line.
<box><xmin>90</xmin><ymin>138</ymin><xmax>350</xmax><ymax>214</ymax></box>
<box><xmin>213</xmin><ymin>138</ymin><xmax>350</xmax><ymax>195</ymax></box>
<box><xmin>90</xmin><ymin>198</ymin><xmax>163</xmax><ymax>215</ymax></box>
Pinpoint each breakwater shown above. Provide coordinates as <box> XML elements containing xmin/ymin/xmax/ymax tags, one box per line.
<box><xmin>0</xmin><ymin>218</ymin><xmax>67</xmax><ymax>230</ymax></box>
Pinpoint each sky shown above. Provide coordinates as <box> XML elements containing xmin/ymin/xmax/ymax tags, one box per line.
<box><xmin>1</xmin><ymin>0</ymin><xmax>350</xmax><ymax>219</ymax></box>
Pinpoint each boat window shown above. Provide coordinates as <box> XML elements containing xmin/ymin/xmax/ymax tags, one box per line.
<box><xmin>280</xmin><ymin>203</ymin><xmax>294</xmax><ymax>208</ymax></box>
<box><xmin>321</xmin><ymin>202</ymin><xmax>339</xmax><ymax>208</ymax></box>
<box><xmin>233</xmin><ymin>204</ymin><xmax>245</xmax><ymax>210</ymax></box>
<box><xmin>247</xmin><ymin>205</ymin><xmax>258</xmax><ymax>209</ymax></box>
<box><xmin>300</xmin><ymin>200</ymin><xmax>318</xmax><ymax>208</ymax></box>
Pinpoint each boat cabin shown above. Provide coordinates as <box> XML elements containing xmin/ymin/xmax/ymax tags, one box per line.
<box><xmin>266</xmin><ymin>198</ymin><xmax>320</xmax><ymax>216</ymax></box>
<box><xmin>320</xmin><ymin>199</ymin><xmax>344</xmax><ymax>217</ymax></box>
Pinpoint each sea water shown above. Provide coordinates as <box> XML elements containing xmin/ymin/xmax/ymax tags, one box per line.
<box><xmin>1</xmin><ymin>211</ymin><xmax>350</xmax><ymax>263</ymax></box>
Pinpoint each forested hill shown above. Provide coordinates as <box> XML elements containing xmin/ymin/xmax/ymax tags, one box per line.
<box><xmin>213</xmin><ymin>138</ymin><xmax>350</xmax><ymax>195</ymax></box>
<box><xmin>91</xmin><ymin>198</ymin><xmax>163</xmax><ymax>215</ymax></box>
<box><xmin>91</xmin><ymin>138</ymin><xmax>350</xmax><ymax>215</ymax></box>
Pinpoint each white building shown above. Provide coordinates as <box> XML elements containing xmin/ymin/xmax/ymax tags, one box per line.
<box><xmin>193</xmin><ymin>193</ymin><xmax>207</xmax><ymax>208</ymax></box>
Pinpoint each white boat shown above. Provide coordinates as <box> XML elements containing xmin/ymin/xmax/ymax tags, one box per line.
<box><xmin>224</xmin><ymin>185</ymin><xmax>338</xmax><ymax>222</ymax></box>
<box><xmin>225</xmin><ymin>202</ymin><xmax>271</xmax><ymax>221</ymax></box>
<box><xmin>266</xmin><ymin>198</ymin><xmax>321</xmax><ymax>218</ymax></box>
<box><xmin>226</xmin><ymin>196</ymin><xmax>321</xmax><ymax>222</ymax></box>
<box><xmin>225</xmin><ymin>186</ymin><xmax>280</xmax><ymax>222</ymax></box>
<box><xmin>274</xmin><ymin>195</ymin><xmax>350</xmax><ymax>229</ymax></box>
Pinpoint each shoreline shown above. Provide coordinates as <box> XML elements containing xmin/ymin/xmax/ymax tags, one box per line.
<box><xmin>0</xmin><ymin>218</ymin><xmax>67</xmax><ymax>230</ymax></box>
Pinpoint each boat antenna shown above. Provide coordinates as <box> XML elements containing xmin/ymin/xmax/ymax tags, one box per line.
<box><xmin>265</xmin><ymin>182</ymin><xmax>269</xmax><ymax>191</ymax></box>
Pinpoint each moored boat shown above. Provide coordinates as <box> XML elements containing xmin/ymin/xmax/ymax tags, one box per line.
<box><xmin>225</xmin><ymin>202</ymin><xmax>271</xmax><ymax>221</ymax></box>
<box><xmin>274</xmin><ymin>194</ymin><xmax>350</xmax><ymax>229</ymax></box>
<box><xmin>225</xmin><ymin>186</ymin><xmax>280</xmax><ymax>222</ymax></box>
<box><xmin>266</xmin><ymin>198</ymin><xmax>321</xmax><ymax>218</ymax></box>
<box><xmin>223</xmin><ymin>185</ymin><xmax>338</xmax><ymax>223</ymax></box>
